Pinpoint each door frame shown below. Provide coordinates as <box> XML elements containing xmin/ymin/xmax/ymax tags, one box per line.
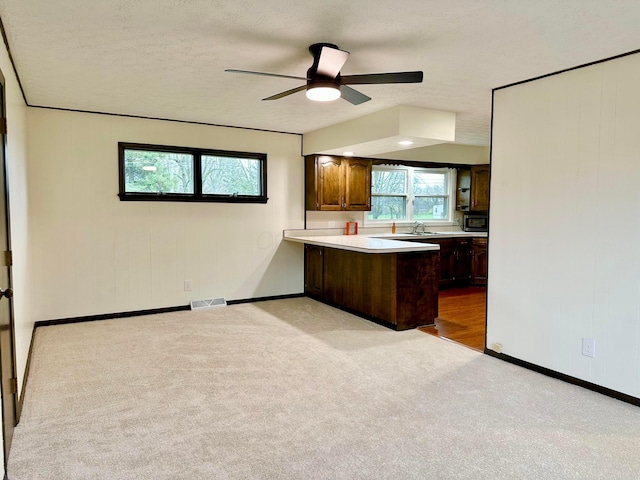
<box><xmin>0</xmin><ymin>67</ymin><xmax>18</xmax><ymax>470</ymax></box>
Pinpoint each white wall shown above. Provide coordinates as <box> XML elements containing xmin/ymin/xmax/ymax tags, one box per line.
<box><xmin>488</xmin><ymin>53</ymin><xmax>640</xmax><ymax>398</ymax></box>
<box><xmin>27</xmin><ymin>109</ymin><xmax>304</xmax><ymax>321</ymax></box>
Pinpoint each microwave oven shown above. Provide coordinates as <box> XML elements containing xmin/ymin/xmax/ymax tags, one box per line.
<box><xmin>463</xmin><ymin>213</ymin><xmax>488</xmax><ymax>232</ymax></box>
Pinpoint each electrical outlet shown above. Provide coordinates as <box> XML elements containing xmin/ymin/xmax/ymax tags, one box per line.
<box><xmin>582</xmin><ymin>338</ymin><xmax>595</xmax><ymax>358</ymax></box>
<box><xmin>184</xmin><ymin>280</ymin><xmax>192</xmax><ymax>291</ymax></box>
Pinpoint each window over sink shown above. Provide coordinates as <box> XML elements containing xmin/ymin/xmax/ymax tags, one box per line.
<box><xmin>366</xmin><ymin>165</ymin><xmax>454</xmax><ymax>224</ymax></box>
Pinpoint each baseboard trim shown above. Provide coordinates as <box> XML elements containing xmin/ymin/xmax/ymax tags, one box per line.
<box><xmin>34</xmin><ymin>305</ymin><xmax>191</xmax><ymax>328</ymax></box>
<box><xmin>226</xmin><ymin>293</ymin><xmax>305</xmax><ymax>305</ymax></box>
<box><xmin>484</xmin><ymin>349</ymin><xmax>640</xmax><ymax>407</ymax></box>
<box><xmin>34</xmin><ymin>294</ymin><xmax>307</xmax><ymax>328</ymax></box>
<box><xmin>16</xmin><ymin>324</ymin><xmax>38</xmax><ymax>424</ymax></box>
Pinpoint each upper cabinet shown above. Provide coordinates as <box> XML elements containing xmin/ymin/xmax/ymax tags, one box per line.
<box><xmin>456</xmin><ymin>169</ymin><xmax>471</xmax><ymax>210</ymax></box>
<box><xmin>305</xmin><ymin>155</ymin><xmax>372</xmax><ymax>211</ymax></box>
<box><xmin>457</xmin><ymin>164</ymin><xmax>490</xmax><ymax>212</ymax></box>
<box><xmin>470</xmin><ymin>164</ymin><xmax>490</xmax><ymax>211</ymax></box>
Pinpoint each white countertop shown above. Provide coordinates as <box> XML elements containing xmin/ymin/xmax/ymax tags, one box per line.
<box><xmin>283</xmin><ymin>232</ymin><xmax>440</xmax><ymax>254</ymax></box>
<box><xmin>283</xmin><ymin>229</ymin><xmax>487</xmax><ymax>254</ymax></box>
<box><xmin>374</xmin><ymin>232</ymin><xmax>487</xmax><ymax>240</ymax></box>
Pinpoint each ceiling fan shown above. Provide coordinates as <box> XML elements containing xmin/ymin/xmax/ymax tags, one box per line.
<box><xmin>225</xmin><ymin>43</ymin><xmax>423</xmax><ymax>105</ymax></box>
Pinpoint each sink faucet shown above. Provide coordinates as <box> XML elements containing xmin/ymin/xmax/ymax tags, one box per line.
<box><xmin>412</xmin><ymin>221</ymin><xmax>425</xmax><ymax>234</ymax></box>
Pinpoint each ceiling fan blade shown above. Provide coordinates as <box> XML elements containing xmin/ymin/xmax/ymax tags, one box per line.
<box><xmin>263</xmin><ymin>85</ymin><xmax>307</xmax><ymax>101</ymax></box>
<box><xmin>225</xmin><ymin>69</ymin><xmax>306</xmax><ymax>81</ymax></box>
<box><xmin>341</xmin><ymin>71</ymin><xmax>423</xmax><ymax>85</ymax></box>
<box><xmin>316</xmin><ymin>45</ymin><xmax>350</xmax><ymax>79</ymax></box>
<box><xmin>340</xmin><ymin>85</ymin><xmax>371</xmax><ymax>105</ymax></box>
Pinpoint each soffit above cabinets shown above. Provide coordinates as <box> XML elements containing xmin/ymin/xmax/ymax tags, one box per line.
<box><xmin>303</xmin><ymin>106</ymin><xmax>456</xmax><ymax>157</ymax></box>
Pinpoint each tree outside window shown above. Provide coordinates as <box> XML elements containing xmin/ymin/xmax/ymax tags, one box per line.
<box><xmin>118</xmin><ymin>143</ymin><xmax>267</xmax><ymax>203</ymax></box>
<box><xmin>368</xmin><ymin>165</ymin><xmax>452</xmax><ymax>222</ymax></box>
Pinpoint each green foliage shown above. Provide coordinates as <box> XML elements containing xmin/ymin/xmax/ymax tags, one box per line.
<box><xmin>124</xmin><ymin>150</ymin><xmax>194</xmax><ymax>194</ymax></box>
<box><xmin>202</xmin><ymin>156</ymin><xmax>261</xmax><ymax>195</ymax></box>
<box><xmin>124</xmin><ymin>150</ymin><xmax>262</xmax><ymax>196</ymax></box>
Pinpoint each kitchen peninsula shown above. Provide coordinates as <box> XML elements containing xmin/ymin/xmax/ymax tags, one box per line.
<box><xmin>284</xmin><ymin>230</ymin><xmax>441</xmax><ymax>330</ymax></box>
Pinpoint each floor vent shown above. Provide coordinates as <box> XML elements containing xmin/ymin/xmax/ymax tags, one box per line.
<box><xmin>190</xmin><ymin>298</ymin><xmax>227</xmax><ymax>310</ymax></box>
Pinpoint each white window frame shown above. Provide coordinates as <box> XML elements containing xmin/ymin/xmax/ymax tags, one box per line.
<box><xmin>365</xmin><ymin>165</ymin><xmax>456</xmax><ymax>226</ymax></box>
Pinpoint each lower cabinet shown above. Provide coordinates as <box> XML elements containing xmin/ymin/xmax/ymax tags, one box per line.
<box><xmin>454</xmin><ymin>238</ymin><xmax>472</xmax><ymax>285</ymax></box>
<box><xmin>435</xmin><ymin>238</ymin><xmax>456</xmax><ymax>286</ymax></box>
<box><xmin>304</xmin><ymin>244</ymin><xmax>439</xmax><ymax>330</ymax></box>
<box><xmin>405</xmin><ymin>236</ymin><xmax>488</xmax><ymax>288</ymax></box>
<box><xmin>412</xmin><ymin>238</ymin><xmax>472</xmax><ymax>288</ymax></box>
<box><xmin>470</xmin><ymin>237</ymin><xmax>488</xmax><ymax>285</ymax></box>
<box><xmin>304</xmin><ymin>244</ymin><xmax>324</xmax><ymax>295</ymax></box>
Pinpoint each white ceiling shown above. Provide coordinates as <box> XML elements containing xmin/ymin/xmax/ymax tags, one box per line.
<box><xmin>1</xmin><ymin>1</ymin><xmax>640</xmax><ymax>153</ymax></box>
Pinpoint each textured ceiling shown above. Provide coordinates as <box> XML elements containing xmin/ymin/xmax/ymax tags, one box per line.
<box><xmin>1</xmin><ymin>1</ymin><xmax>640</xmax><ymax>150</ymax></box>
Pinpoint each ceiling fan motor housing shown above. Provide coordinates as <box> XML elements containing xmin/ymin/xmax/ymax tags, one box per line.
<box><xmin>226</xmin><ymin>42</ymin><xmax>422</xmax><ymax>104</ymax></box>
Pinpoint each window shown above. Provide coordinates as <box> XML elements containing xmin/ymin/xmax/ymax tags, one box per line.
<box><xmin>118</xmin><ymin>142</ymin><xmax>267</xmax><ymax>203</ymax></box>
<box><xmin>367</xmin><ymin>165</ymin><xmax>454</xmax><ymax>223</ymax></box>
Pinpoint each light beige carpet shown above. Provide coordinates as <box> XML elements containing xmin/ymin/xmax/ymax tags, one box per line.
<box><xmin>8</xmin><ymin>297</ymin><xmax>640</xmax><ymax>479</ymax></box>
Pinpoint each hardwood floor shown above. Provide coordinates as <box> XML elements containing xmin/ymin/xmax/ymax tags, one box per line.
<box><xmin>419</xmin><ymin>286</ymin><xmax>486</xmax><ymax>351</ymax></box>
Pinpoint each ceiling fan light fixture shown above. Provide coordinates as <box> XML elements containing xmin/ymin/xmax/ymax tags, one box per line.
<box><xmin>227</xmin><ymin>43</ymin><xmax>422</xmax><ymax>105</ymax></box>
<box><xmin>306</xmin><ymin>85</ymin><xmax>341</xmax><ymax>102</ymax></box>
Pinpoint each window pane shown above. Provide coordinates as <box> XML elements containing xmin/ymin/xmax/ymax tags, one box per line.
<box><xmin>372</xmin><ymin>170</ymin><xmax>406</xmax><ymax>195</ymax></box>
<box><xmin>368</xmin><ymin>196</ymin><xmax>406</xmax><ymax>220</ymax></box>
<box><xmin>413</xmin><ymin>171</ymin><xmax>446</xmax><ymax>195</ymax></box>
<box><xmin>202</xmin><ymin>156</ymin><xmax>261</xmax><ymax>196</ymax></box>
<box><xmin>124</xmin><ymin>150</ymin><xmax>194</xmax><ymax>194</ymax></box>
<box><xmin>414</xmin><ymin>197</ymin><xmax>448</xmax><ymax>220</ymax></box>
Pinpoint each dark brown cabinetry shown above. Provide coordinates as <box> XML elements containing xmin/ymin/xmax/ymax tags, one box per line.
<box><xmin>304</xmin><ymin>244</ymin><xmax>324</xmax><ymax>295</ymax></box>
<box><xmin>454</xmin><ymin>238</ymin><xmax>471</xmax><ymax>283</ymax></box>
<box><xmin>456</xmin><ymin>169</ymin><xmax>471</xmax><ymax>211</ymax></box>
<box><xmin>305</xmin><ymin>155</ymin><xmax>371</xmax><ymax>211</ymax></box>
<box><xmin>470</xmin><ymin>237</ymin><xmax>488</xmax><ymax>285</ymax></box>
<box><xmin>456</xmin><ymin>165</ymin><xmax>490</xmax><ymax>212</ymax></box>
<box><xmin>431</xmin><ymin>238</ymin><xmax>471</xmax><ymax>288</ymax></box>
<box><xmin>433</xmin><ymin>238</ymin><xmax>455</xmax><ymax>286</ymax></box>
<box><xmin>407</xmin><ymin>237</ymin><xmax>473</xmax><ymax>288</ymax></box>
<box><xmin>470</xmin><ymin>164</ymin><xmax>490</xmax><ymax>211</ymax></box>
<box><xmin>304</xmin><ymin>245</ymin><xmax>439</xmax><ymax>330</ymax></box>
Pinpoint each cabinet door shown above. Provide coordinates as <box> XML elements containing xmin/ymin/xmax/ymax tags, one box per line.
<box><xmin>317</xmin><ymin>157</ymin><xmax>344</xmax><ymax>210</ymax></box>
<box><xmin>344</xmin><ymin>158</ymin><xmax>371</xmax><ymax>211</ymax></box>
<box><xmin>433</xmin><ymin>239</ymin><xmax>456</xmax><ymax>287</ymax></box>
<box><xmin>470</xmin><ymin>165</ymin><xmax>490</xmax><ymax>212</ymax></box>
<box><xmin>456</xmin><ymin>169</ymin><xmax>471</xmax><ymax>211</ymax></box>
<box><xmin>454</xmin><ymin>238</ymin><xmax>471</xmax><ymax>284</ymax></box>
<box><xmin>304</xmin><ymin>244</ymin><xmax>324</xmax><ymax>295</ymax></box>
<box><xmin>471</xmin><ymin>238</ymin><xmax>488</xmax><ymax>285</ymax></box>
